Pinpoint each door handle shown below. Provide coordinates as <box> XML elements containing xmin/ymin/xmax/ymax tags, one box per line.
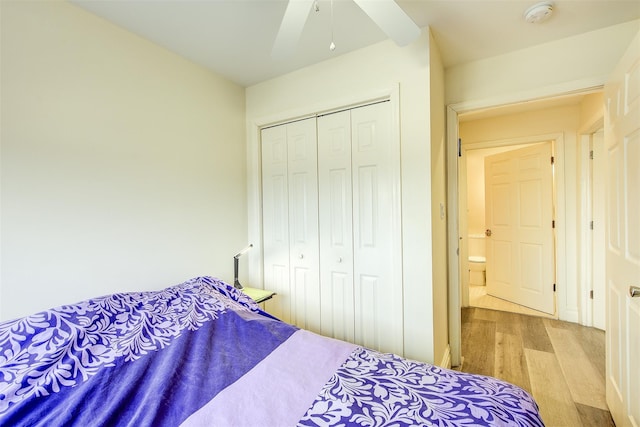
<box><xmin>485</xmin><ymin>229</ymin><xmax>492</xmax><ymax>237</ymax></box>
<box><xmin>630</xmin><ymin>286</ymin><xmax>640</xmax><ymax>298</ymax></box>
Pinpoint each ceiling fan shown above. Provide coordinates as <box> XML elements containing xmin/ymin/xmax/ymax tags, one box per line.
<box><xmin>272</xmin><ymin>0</ymin><xmax>421</xmax><ymax>59</ymax></box>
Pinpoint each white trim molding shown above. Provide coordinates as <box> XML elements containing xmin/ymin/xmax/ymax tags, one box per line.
<box><xmin>439</xmin><ymin>344</ymin><xmax>452</xmax><ymax>369</ymax></box>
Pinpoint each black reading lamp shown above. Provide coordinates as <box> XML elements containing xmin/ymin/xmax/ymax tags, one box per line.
<box><xmin>233</xmin><ymin>244</ymin><xmax>253</xmax><ymax>290</ymax></box>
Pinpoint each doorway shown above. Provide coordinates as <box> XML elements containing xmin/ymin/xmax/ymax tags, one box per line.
<box><xmin>461</xmin><ymin>141</ymin><xmax>557</xmax><ymax>317</ymax></box>
<box><xmin>446</xmin><ymin>90</ymin><xmax>604</xmax><ymax>368</ymax></box>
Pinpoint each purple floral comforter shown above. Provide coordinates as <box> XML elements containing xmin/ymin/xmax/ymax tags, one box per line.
<box><xmin>0</xmin><ymin>277</ymin><xmax>544</xmax><ymax>426</ymax></box>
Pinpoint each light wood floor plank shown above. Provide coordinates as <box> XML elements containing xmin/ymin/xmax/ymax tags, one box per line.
<box><xmin>461</xmin><ymin>307</ymin><xmax>613</xmax><ymax>426</ymax></box>
<box><xmin>525</xmin><ymin>348</ymin><xmax>582</xmax><ymax>426</ymax></box>
<box><xmin>461</xmin><ymin>306</ymin><xmax>475</xmax><ymax>325</ymax></box>
<box><xmin>495</xmin><ymin>310</ymin><xmax>523</xmax><ymax>335</ymax></box>
<box><xmin>494</xmin><ymin>331</ymin><xmax>531</xmax><ymax>393</ymax></box>
<box><xmin>544</xmin><ymin>318</ymin><xmax>607</xmax><ymax>380</ymax></box>
<box><xmin>545</xmin><ymin>325</ymin><xmax>608</xmax><ymax>410</ymax></box>
<box><xmin>461</xmin><ymin>319</ymin><xmax>495</xmax><ymax>377</ymax></box>
<box><xmin>520</xmin><ymin>315</ymin><xmax>554</xmax><ymax>353</ymax></box>
<box><xmin>575</xmin><ymin>403</ymin><xmax>616</xmax><ymax>427</ymax></box>
<box><xmin>472</xmin><ymin>306</ymin><xmax>500</xmax><ymax>322</ymax></box>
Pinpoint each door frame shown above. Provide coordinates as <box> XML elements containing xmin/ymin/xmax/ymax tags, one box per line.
<box><xmin>578</xmin><ymin>123</ymin><xmax>606</xmax><ymax>330</ymax></box>
<box><xmin>459</xmin><ymin>136</ymin><xmax>560</xmax><ymax>316</ymax></box>
<box><xmin>446</xmin><ymin>83</ymin><xmax>604</xmax><ymax>367</ymax></box>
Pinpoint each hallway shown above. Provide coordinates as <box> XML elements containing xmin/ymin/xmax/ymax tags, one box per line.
<box><xmin>461</xmin><ymin>307</ymin><xmax>613</xmax><ymax>426</ymax></box>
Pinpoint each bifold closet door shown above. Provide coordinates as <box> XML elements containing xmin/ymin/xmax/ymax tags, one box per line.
<box><xmin>261</xmin><ymin>118</ymin><xmax>320</xmax><ymax>333</ymax></box>
<box><xmin>318</xmin><ymin>111</ymin><xmax>355</xmax><ymax>343</ymax></box>
<box><xmin>350</xmin><ymin>102</ymin><xmax>403</xmax><ymax>355</ymax></box>
<box><xmin>318</xmin><ymin>101</ymin><xmax>403</xmax><ymax>355</ymax></box>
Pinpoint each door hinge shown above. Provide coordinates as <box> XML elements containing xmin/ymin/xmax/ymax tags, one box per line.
<box><xmin>552</xmin><ymin>220</ymin><xmax>556</xmax><ymax>228</ymax></box>
<box><xmin>590</xmin><ymin>290</ymin><xmax>594</xmax><ymax>299</ymax></box>
<box><xmin>553</xmin><ymin>283</ymin><xmax>556</xmax><ymax>292</ymax></box>
<box><xmin>551</xmin><ymin>156</ymin><xmax>555</xmax><ymax>165</ymax></box>
<box><xmin>590</xmin><ymin>220</ymin><xmax>594</xmax><ymax>230</ymax></box>
<box><xmin>458</xmin><ymin>138</ymin><xmax>462</xmax><ymax>157</ymax></box>
<box><xmin>590</xmin><ymin>150</ymin><xmax>594</xmax><ymax>160</ymax></box>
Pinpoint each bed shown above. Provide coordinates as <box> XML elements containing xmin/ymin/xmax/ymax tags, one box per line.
<box><xmin>0</xmin><ymin>276</ymin><xmax>544</xmax><ymax>426</ymax></box>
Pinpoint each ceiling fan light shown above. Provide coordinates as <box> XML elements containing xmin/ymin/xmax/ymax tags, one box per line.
<box><xmin>524</xmin><ymin>2</ymin><xmax>554</xmax><ymax>24</ymax></box>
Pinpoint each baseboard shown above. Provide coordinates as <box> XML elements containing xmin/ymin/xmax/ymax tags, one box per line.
<box><xmin>439</xmin><ymin>344</ymin><xmax>452</xmax><ymax>369</ymax></box>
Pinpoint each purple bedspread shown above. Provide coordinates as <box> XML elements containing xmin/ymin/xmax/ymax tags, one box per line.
<box><xmin>0</xmin><ymin>277</ymin><xmax>544</xmax><ymax>426</ymax></box>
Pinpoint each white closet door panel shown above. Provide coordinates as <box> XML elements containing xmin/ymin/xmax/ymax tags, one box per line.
<box><xmin>290</xmin><ymin>172</ymin><xmax>314</xmax><ymax>244</ymax></box>
<box><xmin>323</xmin><ymin>271</ymin><xmax>355</xmax><ymax>342</ymax></box>
<box><xmin>355</xmin><ymin>275</ymin><xmax>380</xmax><ymax>350</ymax></box>
<box><xmin>291</xmin><ymin>265</ymin><xmax>317</xmax><ymax>331</ymax></box>
<box><xmin>351</xmin><ymin>102</ymin><xmax>403</xmax><ymax>355</ymax></box>
<box><xmin>287</xmin><ymin>118</ymin><xmax>321</xmax><ymax>333</ymax></box>
<box><xmin>318</xmin><ymin>111</ymin><xmax>354</xmax><ymax>340</ymax></box>
<box><xmin>261</xmin><ymin>125</ymin><xmax>291</xmax><ymax>322</ymax></box>
<box><xmin>357</xmin><ymin>166</ymin><xmax>377</xmax><ymax>246</ymax></box>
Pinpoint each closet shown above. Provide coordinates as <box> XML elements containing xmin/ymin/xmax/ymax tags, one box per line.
<box><xmin>261</xmin><ymin>101</ymin><xmax>403</xmax><ymax>355</ymax></box>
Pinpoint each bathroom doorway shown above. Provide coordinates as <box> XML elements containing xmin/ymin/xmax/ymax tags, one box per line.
<box><xmin>459</xmin><ymin>137</ymin><xmax>558</xmax><ymax>319</ymax></box>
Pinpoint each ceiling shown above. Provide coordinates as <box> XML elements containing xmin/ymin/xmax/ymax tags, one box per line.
<box><xmin>71</xmin><ymin>0</ymin><xmax>640</xmax><ymax>88</ymax></box>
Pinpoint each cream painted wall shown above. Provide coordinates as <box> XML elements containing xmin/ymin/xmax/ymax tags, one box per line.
<box><xmin>446</xmin><ymin>20</ymin><xmax>640</xmax><ymax>106</ymax></box>
<box><xmin>1</xmin><ymin>1</ymin><xmax>247</xmax><ymax>320</ymax></box>
<box><xmin>579</xmin><ymin>92</ymin><xmax>604</xmax><ymax>133</ymax></box>
<box><xmin>465</xmin><ymin>150</ymin><xmax>486</xmax><ymax>236</ymax></box>
<box><xmin>246</xmin><ymin>30</ymin><xmax>446</xmax><ymax>364</ymax></box>
<box><xmin>429</xmin><ymin>32</ymin><xmax>449</xmax><ymax>366</ymax></box>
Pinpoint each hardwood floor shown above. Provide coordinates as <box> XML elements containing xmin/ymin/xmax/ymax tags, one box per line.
<box><xmin>460</xmin><ymin>307</ymin><xmax>614</xmax><ymax>426</ymax></box>
<box><xmin>468</xmin><ymin>284</ymin><xmax>555</xmax><ymax>318</ymax></box>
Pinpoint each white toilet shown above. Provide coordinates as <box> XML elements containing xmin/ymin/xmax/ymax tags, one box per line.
<box><xmin>468</xmin><ymin>234</ymin><xmax>486</xmax><ymax>286</ymax></box>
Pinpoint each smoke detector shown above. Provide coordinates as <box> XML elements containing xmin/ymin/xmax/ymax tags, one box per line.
<box><xmin>524</xmin><ymin>2</ymin><xmax>554</xmax><ymax>24</ymax></box>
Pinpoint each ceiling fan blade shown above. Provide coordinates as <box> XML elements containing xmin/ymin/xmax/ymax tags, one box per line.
<box><xmin>353</xmin><ymin>0</ymin><xmax>421</xmax><ymax>46</ymax></box>
<box><xmin>272</xmin><ymin>0</ymin><xmax>315</xmax><ymax>59</ymax></box>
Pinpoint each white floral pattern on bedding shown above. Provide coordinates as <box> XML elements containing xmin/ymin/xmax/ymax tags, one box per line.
<box><xmin>299</xmin><ymin>347</ymin><xmax>544</xmax><ymax>427</ymax></box>
<box><xmin>0</xmin><ymin>277</ymin><xmax>544</xmax><ymax>426</ymax></box>
<box><xmin>0</xmin><ymin>277</ymin><xmax>256</xmax><ymax>415</ymax></box>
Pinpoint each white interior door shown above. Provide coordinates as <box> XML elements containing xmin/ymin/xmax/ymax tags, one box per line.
<box><xmin>286</xmin><ymin>119</ymin><xmax>320</xmax><ymax>333</ymax></box>
<box><xmin>261</xmin><ymin>125</ymin><xmax>291</xmax><ymax>322</ymax></box>
<box><xmin>261</xmin><ymin>118</ymin><xmax>320</xmax><ymax>333</ymax></box>
<box><xmin>484</xmin><ymin>142</ymin><xmax>555</xmax><ymax>314</ymax></box>
<box><xmin>351</xmin><ymin>101</ymin><xmax>403</xmax><ymax>355</ymax></box>
<box><xmin>318</xmin><ymin>110</ymin><xmax>355</xmax><ymax>343</ymax></box>
<box><xmin>604</xmin><ymin>30</ymin><xmax>640</xmax><ymax>427</ymax></box>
